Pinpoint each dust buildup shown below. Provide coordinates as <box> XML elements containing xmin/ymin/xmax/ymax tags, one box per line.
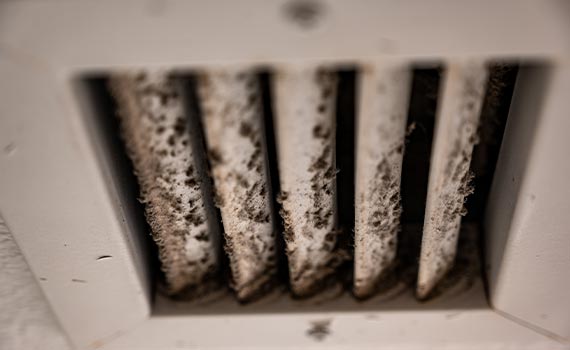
<box><xmin>109</xmin><ymin>72</ymin><xmax>221</xmax><ymax>297</ymax></box>
<box><xmin>369</xmin><ymin>223</ymin><xmax>480</xmax><ymax>302</ymax></box>
<box><xmin>419</xmin><ymin>223</ymin><xmax>481</xmax><ymax>300</ymax></box>
<box><xmin>197</xmin><ymin>70</ymin><xmax>277</xmax><ymax>302</ymax></box>
<box><xmin>354</xmin><ymin>144</ymin><xmax>404</xmax><ymax>297</ymax></box>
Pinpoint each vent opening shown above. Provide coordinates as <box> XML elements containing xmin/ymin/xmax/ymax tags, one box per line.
<box><xmin>259</xmin><ymin>70</ymin><xmax>291</xmax><ymax>293</ymax></box>
<box><xmin>400</xmin><ymin>68</ymin><xmax>442</xmax><ymax>224</ymax></box>
<box><xmin>334</xmin><ymin>69</ymin><xmax>357</xmax><ymax>293</ymax></box>
<box><xmin>83</xmin><ymin>60</ymin><xmax>519</xmax><ymax>308</ymax></box>
<box><xmin>465</xmin><ymin>64</ymin><xmax>519</xmax><ymax>222</ymax></box>
<box><xmin>178</xmin><ymin>75</ymin><xmax>227</xmax><ymax>299</ymax></box>
<box><xmin>388</xmin><ymin>67</ymin><xmax>442</xmax><ymax>299</ymax></box>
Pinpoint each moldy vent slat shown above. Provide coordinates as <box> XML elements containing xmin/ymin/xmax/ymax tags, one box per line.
<box><xmin>354</xmin><ymin>62</ymin><xmax>412</xmax><ymax>299</ymax></box>
<box><xmin>417</xmin><ymin>62</ymin><xmax>488</xmax><ymax>299</ymax></box>
<box><xmin>197</xmin><ymin>69</ymin><xmax>278</xmax><ymax>302</ymax></box>
<box><xmin>273</xmin><ymin>66</ymin><xmax>344</xmax><ymax>297</ymax></box>
<box><xmin>109</xmin><ymin>72</ymin><xmax>221</xmax><ymax>297</ymax></box>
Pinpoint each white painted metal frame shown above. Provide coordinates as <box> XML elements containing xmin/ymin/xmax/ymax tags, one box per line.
<box><xmin>0</xmin><ymin>1</ymin><xmax>569</xmax><ymax>349</ymax></box>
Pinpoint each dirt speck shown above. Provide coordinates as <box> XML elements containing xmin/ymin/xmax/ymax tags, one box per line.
<box><xmin>3</xmin><ymin>142</ymin><xmax>16</xmax><ymax>156</ymax></box>
<box><xmin>307</xmin><ymin>319</ymin><xmax>332</xmax><ymax>341</ymax></box>
<box><xmin>208</xmin><ymin>148</ymin><xmax>223</xmax><ymax>166</ymax></box>
<box><xmin>445</xmin><ymin>312</ymin><xmax>461</xmax><ymax>320</ymax></box>
<box><xmin>284</xmin><ymin>0</ymin><xmax>324</xmax><ymax>29</ymax></box>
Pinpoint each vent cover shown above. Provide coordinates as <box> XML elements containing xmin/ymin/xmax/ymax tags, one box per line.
<box><xmin>102</xmin><ymin>61</ymin><xmax>516</xmax><ymax>303</ymax></box>
<box><xmin>2</xmin><ymin>1</ymin><xmax>569</xmax><ymax>348</ymax></box>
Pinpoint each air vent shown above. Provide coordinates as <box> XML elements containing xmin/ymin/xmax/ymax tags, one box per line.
<box><xmin>3</xmin><ymin>2</ymin><xmax>569</xmax><ymax>348</ymax></box>
<box><xmin>92</xmin><ymin>61</ymin><xmax>518</xmax><ymax>304</ymax></box>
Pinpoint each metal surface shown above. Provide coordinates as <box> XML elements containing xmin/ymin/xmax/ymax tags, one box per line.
<box><xmin>0</xmin><ymin>215</ymin><xmax>70</xmax><ymax>350</ymax></box>
<box><xmin>0</xmin><ymin>0</ymin><xmax>568</xmax><ymax>68</ymax></box>
<box><xmin>0</xmin><ymin>50</ymin><xmax>151</xmax><ymax>349</ymax></box>
<box><xmin>485</xmin><ymin>64</ymin><xmax>570</xmax><ymax>341</ymax></box>
<box><xmin>103</xmin><ymin>282</ymin><xmax>568</xmax><ymax>350</ymax></box>
<box><xmin>354</xmin><ymin>62</ymin><xmax>412</xmax><ymax>298</ymax></box>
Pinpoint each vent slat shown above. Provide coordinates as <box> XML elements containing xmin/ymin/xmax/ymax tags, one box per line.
<box><xmin>197</xmin><ymin>70</ymin><xmax>277</xmax><ymax>301</ymax></box>
<box><xmin>417</xmin><ymin>62</ymin><xmax>488</xmax><ymax>299</ymax></box>
<box><xmin>273</xmin><ymin>66</ymin><xmax>342</xmax><ymax>297</ymax></box>
<box><xmin>109</xmin><ymin>72</ymin><xmax>221</xmax><ymax>296</ymax></box>
<box><xmin>354</xmin><ymin>63</ymin><xmax>412</xmax><ymax>298</ymax></box>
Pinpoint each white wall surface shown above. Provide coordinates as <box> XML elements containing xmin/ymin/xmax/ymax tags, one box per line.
<box><xmin>0</xmin><ymin>215</ymin><xmax>70</xmax><ymax>350</ymax></box>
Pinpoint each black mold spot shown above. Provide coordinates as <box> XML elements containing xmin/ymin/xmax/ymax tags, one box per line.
<box><xmin>173</xmin><ymin>116</ymin><xmax>186</xmax><ymax>135</ymax></box>
<box><xmin>213</xmin><ymin>190</ymin><xmax>225</xmax><ymax>208</ymax></box>
<box><xmin>194</xmin><ymin>231</ymin><xmax>210</xmax><ymax>242</ymax></box>
<box><xmin>167</xmin><ymin>134</ymin><xmax>176</xmax><ymax>146</ymax></box>
<box><xmin>239</xmin><ymin>122</ymin><xmax>253</xmax><ymax>137</ymax></box>
<box><xmin>208</xmin><ymin>148</ymin><xmax>223</xmax><ymax>165</ymax></box>
<box><xmin>135</xmin><ymin>72</ymin><xmax>147</xmax><ymax>83</ymax></box>
<box><xmin>185</xmin><ymin>178</ymin><xmax>198</xmax><ymax>187</ymax></box>
<box><xmin>185</xmin><ymin>165</ymin><xmax>194</xmax><ymax>177</ymax></box>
